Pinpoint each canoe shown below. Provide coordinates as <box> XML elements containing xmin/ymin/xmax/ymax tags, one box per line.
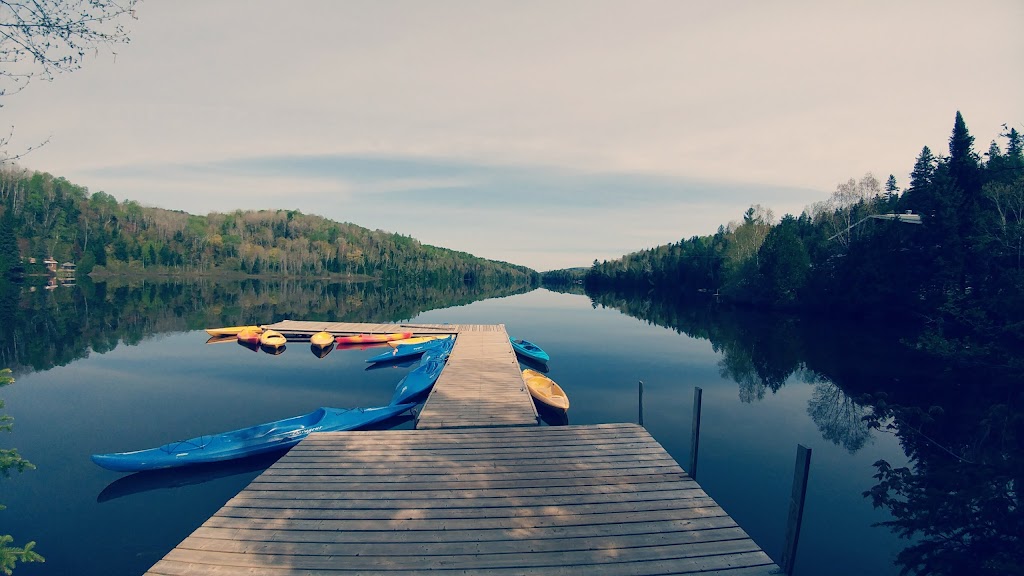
<box><xmin>365</xmin><ymin>336</ymin><xmax>453</xmax><ymax>364</ymax></box>
<box><xmin>309</xmin><ymin>331</ymin><xmax>334</xmax><ymax>348</ymax></box>
<box><xmin>390</xmin><ymin>354</ymin><xmax>449</xmax><ymax>405</ymax></box>
<box><xmin>91</xmin><ymin>404</ymin><xmax>415</xmax><ymax>472</ymax></box>
<box><xmin>236</xmin><ymin>327</ymin><xmax>262</xmax><ymax>345</ymax></box>
<box><xmin>388</xmin><ymin>336</ymin><xmax>439</xmax><ymax>347</ymax></box>
<box><xmin>335</xmin><ymin>331</ymin><xmax>413</xmax><ymax>344</ymax></box>
<box><xmin>522</xmin><ymin>368</ymin><xmax>569</xmax><ymax>411</ymax></box>
<box><xmin>205</xmin><ymin>325</ymin><xmax>261</xmax><ymax>337</ymax></box>
<box><xmin>259</xmin><ymin>329</ymin><xmax>287</xmax><ymax>348</ymax></box>
<box><xmin>510</xmin><ymin>338</ymin><xmax>550</xmax><ymax>363</ymax></box>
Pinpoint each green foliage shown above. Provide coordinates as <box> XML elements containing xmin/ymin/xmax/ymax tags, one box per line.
<box><xmin>585</xmin><ymin>114</ymin><xmax>1023</xmax><ymax>369</ymax></box>
<box><xmin>1</xmin><ymin>369</ymin><xmax>43</xmax><ymax>574</ymax></box>
<box><xmin>0</xmin><ymin>537</ymin><xmax>44</xmax><ymax>576</ymax></box>
<box><xmin>0</xmin><ymin>220</ymin><xmax>18</xmax><ymax>276</ymax></box>
<box><xmin>0</xmin><ymin>170</ymin><xmax>537</xmax><ymax>287</ymax></box>
<box><xmin>755</xmin><ymin>215</ymin><xmax>809</xmax><ymax>307</ymax></box>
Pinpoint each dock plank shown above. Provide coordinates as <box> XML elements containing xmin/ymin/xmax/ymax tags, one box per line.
<box><xmin>415</xmin><ymin>327</ymin><xmax>539</xmax><ymax>429</ymax></box>
<box><xmin>146</xmin><ymin>424</ymin><xmax>779</xmax><ymax>575</ymax></box>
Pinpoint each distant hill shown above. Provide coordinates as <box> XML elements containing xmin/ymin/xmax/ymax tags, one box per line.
<box><xmin>0</xmin><ymin>166</ymin><xmax>538</xmax><ymax>285</ymax></box>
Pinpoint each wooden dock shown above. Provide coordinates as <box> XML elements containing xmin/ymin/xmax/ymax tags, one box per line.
<box><xmin>146</xmin><ymin>424</ymin><xmax>779</xmax><ymax>575</ymax></box>
<box><xmin>144</xmin><ymin>322</ymin><xmax>781</xmax><ymax>574</ymax></box>
<box><xmin>416</xmin><ymin>328</ymin><xmax>539</xmax><ymax>429</ymax></box>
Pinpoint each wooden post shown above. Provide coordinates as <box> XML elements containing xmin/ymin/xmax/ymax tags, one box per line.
<box><xmin>689</xmin><ymin>387</ymin><xmax>702</xmax><ymax>480</ymax></box>
<box><xmin>637</xmin><ymin>380</ymin><xmax>644</xmax><ymax>427</ymax></box>
<box><xmin>782</xmin><ymin>444</ymin><xmax>812</xmax><ymax>575</ymax></box>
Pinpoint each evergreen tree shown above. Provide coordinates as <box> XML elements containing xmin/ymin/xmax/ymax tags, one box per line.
<box><xmin>0</xmin><ymin>219</ymin><xmax>18</xmax><ymax>276</ymax></box>
<box><xmin>910</xmin><ymin>146</ymin><xmax>936</xmax><ymax>190</ymax></box>
<box><xmin>885</xmin><ymin>174</ymin><xmax>900</xmax><ymax>211</ymax></box>
<box><xmin>1006</xmin><ymin>127</ymin><xmax>1023</xmax><ymax>159</ymax></box>
<box><xmin>756</xmin><ymin>215</ymin><xmax>810</xmax><ymax>307</ymax></box>
<box><xmin>901</xmin><ymin>146</ymin><xmax>936</xmax><ymax>215</ymax></box>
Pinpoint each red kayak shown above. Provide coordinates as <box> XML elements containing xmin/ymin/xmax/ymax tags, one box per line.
<box><xmin>334</xmin><ymin>331</ymin><xmax>413</xmax><ymax>344</ymax></box>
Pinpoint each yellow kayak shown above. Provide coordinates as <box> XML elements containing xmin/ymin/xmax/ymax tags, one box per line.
<box><xmin>205</xmin><ymin>325</ymin><xmax>261</xmax><ymax>337</ymax></box>
<box><xmin>522</xmin><ymin>369</ymin><xmax>569</xmax><ymax>411</ymax></box>
<box><xmin>387</xmin><ymin>335</ymin><xmax>451</xmax><ymax>348</ymax></box>
<box><xmin>310</xmin><ymin>331</ymin><xmax>334</xmax><ymax>348</ymax></box>
<box><xmin>259</xmin><ymin>329</ymin><xmax>287</xmax><ymax>348</ymax></box>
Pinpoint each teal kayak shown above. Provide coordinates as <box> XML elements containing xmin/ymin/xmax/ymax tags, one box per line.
<box><xmin>510</xmin><ymin>338</ymin><xmax>550</xmax><ymax>363</ymax></box>
<box><xmin>91</xmin><ymin>404</ymin><xmax>414</xmax><ymax>472</ymax></box>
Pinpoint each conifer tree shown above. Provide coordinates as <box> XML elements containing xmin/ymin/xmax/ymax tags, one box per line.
<box><xmin>901</xmin><ymin>146</ymin><xmax>936</xmax><ymax>215</ymax></box>
<box><xmin>0</xmin><ymin>220</ymin><xmax>18</xmax><ymax>276</ymax></box>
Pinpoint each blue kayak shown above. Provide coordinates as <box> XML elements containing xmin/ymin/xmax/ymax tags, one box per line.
<box><xmin>91</xmin><ymin>404</ymin><xmax>414</xmax><ymax>472</ymax></box>
<box><xmin>365</xmin><ymin>336</ymin><xmax>452</xmax><ymax>364</ymax></box>
<box><xmin>390</xmin><ymin>354</ymin><xmax>449</xmax><ymax>406</ymax></box>
<box><xmin>510</xmin><ymin>338</ymin><xmax>550</xmax><ymax>363</ymax></box>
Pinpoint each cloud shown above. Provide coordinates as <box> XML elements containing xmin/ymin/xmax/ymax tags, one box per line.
<box><xmin>4</xmin><ymin>1</ymin><xmax>1021</xmax><ymax>269</ymax></box>
<box><xmin>78</xmin><ymin>153</ymin><xmax>820</xmax><ymax>270</ymax></box>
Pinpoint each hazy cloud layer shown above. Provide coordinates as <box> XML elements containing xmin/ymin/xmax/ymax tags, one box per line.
<box><xmin>5</xmin><ymin>0</ymin><xmax>1022</xmax><ymax>269</ymax></box>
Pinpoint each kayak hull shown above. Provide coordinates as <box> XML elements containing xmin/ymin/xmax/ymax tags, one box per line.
<box><xmin>310</xmin><ymin>331</ymin><xmax>334</xmax><ymax>348</ymax></box>
<box><xmin>366</xmin><ymin>336</ymin><xmax>453</xmax><ymax>364</ymax></box>
<box><xmin>510</xmin><ymin>338</ymin><xmax>550</xmax><ymax>363</ymax></box>
<box><xmin>390</xmin><ymin>353</ymin><xmax>450</xmax><ymax>405</ymax></box>
<box><xmin>522</xmin><ymin>368</ymin><xmax>569</xmax><ymax>411</ymax></box>
<box><xmin>335</xmin><ymin>332</ymin><xmax>413</xmax><ymax>344</ymax></box>
<box><xmin>205</xmin><ymin>325</ymin><xmax>261</xmax><ymax>336</ymax></box>
<box><xmin>259</xmin><ymin>330</ymin><xmax>287</xmax><ymax>348</ymax></box>
<box><xmin>92</xmin><ymin>404</ymin><xmax>414</xmax><ymax>472</ymax></box>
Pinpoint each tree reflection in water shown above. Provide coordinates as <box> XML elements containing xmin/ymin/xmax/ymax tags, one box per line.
<box><xmin>576</xmin><ymin>287</ymin><xmax>1023</xmax><ymax>576</ymax></box>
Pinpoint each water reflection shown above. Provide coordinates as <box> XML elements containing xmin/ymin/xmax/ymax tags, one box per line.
<box><xmin>578</xmin><ymin>286</ymin><xmax>1024</xmax><ymax>576</ymax></box>
<box><xmin>536</xmin><ymin>403</ymin><xmax>569</xmax><ymax>426</ymax></box>
<box><xmin>0</xmin><ymin>275</ymin><xmax>533</xmax><ymax>377</ymax></box>
<box><xmin>97</xmin><ymin>450</ymin><xmax>286</xmax><ymax>503</ymax></box>
<box><xmin>809</xmin><ymin>384</ymin><xmax>872</xmax><ymax>453</ymax></box>
<box><xmin>310</xmin><ymin>343</ymin><xmax>333</xmax><ymax>359</ymax></box>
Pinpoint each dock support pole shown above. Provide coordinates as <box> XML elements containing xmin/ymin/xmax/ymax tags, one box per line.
<box><xmin>689</xmin><ymin>387</ymin><xmax>702</xmax><ymax>480</ymax></box>
<box><xmin>782</xmin><ymin>444</ymin><xmax>812</xmax><ymax>575</ymax></box>
<box><xmin>637</xmin><ymin>380</ymin><xmax>644</xmax><ymax>426</ymax></box>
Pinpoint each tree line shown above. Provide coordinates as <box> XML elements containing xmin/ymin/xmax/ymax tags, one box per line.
<box><xmin>0</xmin><ymin>168</ymin><xmax>539</xmax><ymax>287</ymax></box>
<box><xmin>551</xmin><ymin>112</ymin><xmax>1023</xmax><ymax>369</ymax></box>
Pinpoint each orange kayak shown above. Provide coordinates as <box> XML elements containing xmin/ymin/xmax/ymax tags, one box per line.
<box><xmin>236</xmin><ymin>328</ymin><xmax>262</xmax><ymax>345</ymax></box>
<box><xmin>335</xmin><ymin>331</ymin><xmax>413</xmax><ymax>344</ymax></box>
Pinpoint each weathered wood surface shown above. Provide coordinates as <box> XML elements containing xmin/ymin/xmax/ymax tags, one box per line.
<box><xmin>261</xmin><ymin>320</ymin><xmax>462</xmax><ymax>337</ymax></box>
<box><xmin>416</xmin><ymin>327</ymin><xmax>539</xmax><ymax>429</ymax></box>
<box><xmin>146</xmin><ymin>424</ymin><xmax>780</xmax><ymax>575</ymax></box>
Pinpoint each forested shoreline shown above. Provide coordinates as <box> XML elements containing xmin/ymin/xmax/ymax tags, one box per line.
<box><xmin>0</xmin><ymin>168</ymin><xmax>538</xmax><ymax>286</ymax></box>
<box><xmin>549</xmin><ymin>113</ymin><xmax>1024</xmax><ymax>371</ymax></box>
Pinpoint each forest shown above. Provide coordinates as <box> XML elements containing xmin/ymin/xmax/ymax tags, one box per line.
<box><xmin>0</xmin><ymin>168</ymin><xmax>538</xmax><ymax>287</ymax></box>
<box><xmin>553</xmin><ymin>113</ymin><xmax>1024</xmax><ymax>372</ymax></box>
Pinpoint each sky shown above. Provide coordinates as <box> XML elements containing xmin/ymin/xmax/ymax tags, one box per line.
<box><xmin>5</xmin><ymin>0</ymin><xmax>1023</xmax><ymax>271</ymax></box>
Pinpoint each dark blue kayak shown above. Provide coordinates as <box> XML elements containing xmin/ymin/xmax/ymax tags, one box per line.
<box><xmin>510</xmin><ymin>338</ymin><xmax>550</xmax><ymax>363</ymax></box>
<box><xmin>365</xmin><ymin>336</ymin><xmax>452</xmax><ymax>364</ymax></box>
<box><xmin>91</xmin><ymin>404</ymin><xmax>414</xmax><ymax>472</ymax></box>
<box><xmin>390</xmin><ymin>353</ymin><xmax>450</xmax><ymax>405</ymax></box>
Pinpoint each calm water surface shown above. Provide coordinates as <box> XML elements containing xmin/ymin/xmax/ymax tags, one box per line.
<box><xmin>2</xmin><ymin>288</ymin><xmax>909</xmax><ymax>575</ymax></box>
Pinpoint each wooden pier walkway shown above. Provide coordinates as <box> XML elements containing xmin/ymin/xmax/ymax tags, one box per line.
<box><xmin>144</xmin><ymin>322</ymin><xmax>781</xmax><ymax>574</ymax></box>
<box><xmin>416</xmin><ymin>328</ymin><xmax>538</xmax><ymax>429</ymax></box>
<box><xmin>146</xmin><ymin>424</ymin><xmax>779</xmax><ymax>575</ymax></box>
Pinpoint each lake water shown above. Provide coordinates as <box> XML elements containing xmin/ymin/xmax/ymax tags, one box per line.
<box><xmin>2</xmin><ymin>285</ymin><xmax>913</xmax><ymax>575</ymax></box>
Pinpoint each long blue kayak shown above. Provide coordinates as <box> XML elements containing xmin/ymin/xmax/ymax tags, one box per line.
<box><xmin>390</xmin><ymin>353</ymin><xmax>449</xmax><ymax>406</ymax></box>
<box><xmin>365</xmin><ymin>336</ymin><xmax>452</xmax><ymax>364</ymax></box>
<box><xmin>510</xmin><ymin>338</ymin><xmax>550</xmax><ymax>363</ymax></box>
<box><xmin>91</xmin><ymin>404</ymin><xmax>414</xmax><ymax>472</ymax></box>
